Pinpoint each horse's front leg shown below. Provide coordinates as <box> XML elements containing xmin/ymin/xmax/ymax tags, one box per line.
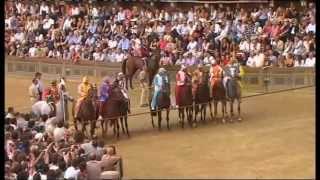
<box><xmin>180</xmin><ymin>108</ymin><xmax>185</xmax><ymax>128</ymax></box>
<box><xmin>213</xmin><ymin>100</ymin><xmax>218</xmax><ymax>121</ymax></box>
<box><xmin>237</xmin><ymin>99</ymin><xmax>242</xmax><ymax>122</ymax></box>
<box><xmin>194</xmin><ymin>104</ymin><xmax>199</xmax><ymax>126</ymax></box>
<box><xmin>229</xmin><ymin>99</ymin><xmax>234</xmax><ymax>123</ymax></box>
<box><xmin>120</xmin><ymin>117</ymin><xmax>125</xmax><ymax>134</ymax></box>
<box><xmin>208</xmin><ymin>101</ymin><xmax>214</xmax><ymax>121</ymax></box>
<box><xmin>116</xmin><ymin>119</ymin><xmax>120</xmax><ymax>139</ymax></box>
<box><xmin>90</xmin><ymin>119</ymin><xmax>96</xmax><ymax>137</ymax></box>
<box><xmin>158</xmin><ymin>109</ymin><xmax>162</xmax><ymax>131</ymax></box>
<box><xmin>202</xmin><ymin>104</ymin><xmax>206</xmax><ymax>123</ymax></box>
<box><xmin>222</xmin><ymin>101</ymin><xmax>226</xmax><ymax>124</ymax></box>
<box><xmin>166</xmin><ymin>109</ymin><xmax>170</xmax><ymax>130</ymax></box>
<box><xmin>151</xmin><ymin>112</ymin><xmax>155</xmax><ymax>128</ymax></box>
<box><xmin>125</xmin><ymin>116</ymin><xmax>130</xmax><ymax>137</ymax></box>
<box><xmin>74</xmin><ymin>118</ymin><xmax>78</xmax><ymax>131</ymax></box>
<box><xmin>130</xmin><ymin>76</ymin><xmax>134</xmax><ymax>90</ymax></box>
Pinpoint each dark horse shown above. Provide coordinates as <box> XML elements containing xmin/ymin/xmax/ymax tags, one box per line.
<box><xmin>122</xmin><ymin>35</ymin><xmax>161</xmax><ymax>90</ymax></box>
<box><xmin>176</xmin><ymin>73</ymin><xmax>194</xmax><ymax>128</ymax></box>
<box><xmin>211</xmin><ymin>77</ymin><xmax>227</xmax><ymax>123</ymax></box>
<box><xmin>149</xmin><ymin>79</ymin><xmax>171</xmax><ymax>130</ymax></box>
<box><xmin>72</xmin><ymin>87</ymin><xmax>98</xmax><ymax>137</ymax></box>
<box><xmin>224</xmin><ymin>66</ymin><xmax>242</xmax><ymax>122</ymax></box>
<box><xmin>193</xmin><ymin>71</ymin><xmax>214</xmax><ymax>125</ymax></box>
<box><xmin>100</xmin><ymin>85</ymin><xmax>130</xmax><ymax>138</ymax></box>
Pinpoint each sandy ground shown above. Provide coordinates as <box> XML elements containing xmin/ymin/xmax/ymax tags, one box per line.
<box><xmin>5</xmin><ymin>74</ymin><xmax>315</xmax><ymax>179</ymax></box>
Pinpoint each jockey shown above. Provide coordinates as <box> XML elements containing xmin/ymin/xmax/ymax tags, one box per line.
<box><xmin>43</xmin><ymin>80</ymin><xmax>60</xmax><ymax>103</ymax></box>
<box><xmin>175</xmin><ymin>65</ymin><xmax>188</xmax><ymax>107</ymax></box>
<box><xmin>50</xmin><ymin>80</ymin><xmax>60</xmax><ymax>102</ymax></box>
<box><xmin>151</xmin><ymin>67</ymin><xmax>169</xmax><ymax>111</ymax></box>
<box><xmin>75</xmin><ymin>76</ymin><xmax>92</xmax><ymax>118</ymax></box>
<box><xmin>98</xmin><ymin>76</ymin><xmax>112</xmax><ymax>121</ymax></box>
<box><xmin>192</xmin><ymin>64</ymin><xmax>204</xmax><ymax>98</ymax></box>
<box><xmin>209</xmin><ymin>59</ymin><xmax>224</xmax><ymax>88</ymax></box>
<box><xmin>223</xmin><ymin>59</ymin><xmax>244</xmax><ymax>99</ymax></box>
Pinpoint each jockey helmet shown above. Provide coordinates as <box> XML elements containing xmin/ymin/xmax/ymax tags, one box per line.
<box><xmin>211</xmin><ymin>59</ymin><xmax>217</xmax><ymax>65</ymax></box>
<box><xmin>180</xmin><ymin>65</ymin><xmax>186</xmax><ymax>71</ymax></box>
<box><xmin>103</xmin><ymin>76</ymin><xmax>112</xmax><ymax>84</ymax></box>
<box><xmin>117</xmin><ymin>72</ymin><xmax>125</xmax><ymax>79</ymax></box>
<box><xmin>82</xmin><ymin>76</ymin><xmax>89</xmax><ymax>83</ymax></box>
<box><xmin>159</xmin><ymin>67</ymin><xmax>166</xmax><ymax>74</ymax></box>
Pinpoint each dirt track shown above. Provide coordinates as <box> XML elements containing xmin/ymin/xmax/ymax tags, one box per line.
<box><xmin>5</xmin><ymin>75</ymin><xmax>315</xmax><ymax>179</ymax></box>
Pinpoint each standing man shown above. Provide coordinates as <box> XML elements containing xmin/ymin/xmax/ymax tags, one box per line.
<box><xmin>58</xmin><ymin>77</ymin><xmax>74</xmax><ymax>123</ymax></box>
<box><xmin>138</xmin><ymin>67</ymin><xmax>149</xmax><ymax>107</ymax></box>
<box><xmin>29</xmin><ymin>78</ymin><xmax>40</xmax><ymax>105</ymax></box>
<box><xmin>35</xmin><ymin>72</ymin><xmax>44</xmax><ymax>101</ymax></box>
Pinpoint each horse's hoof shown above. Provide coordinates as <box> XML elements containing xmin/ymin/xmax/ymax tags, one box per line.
<box><xmin>238</xmin><ymin>117</ymin><xmax>242</xmax><ymax>122</ymax></box>
<box><xmin>192</xmin><ymin>123</ymin><xmax>197</xmax><ymax>128</ymax></box>
<box><xmin>222</xmin><ymin>119</ymin><xmax>226</xmax><ymax>124</ymax></box>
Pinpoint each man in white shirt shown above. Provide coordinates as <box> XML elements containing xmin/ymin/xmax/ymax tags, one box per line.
<box><xmin>35</xmin><ymin>72</ymin><xmax>44</xmax><ymax>100</ymax></box>
<box><xmin>29</xmin><ymin>78</ymin><xmax>40</xmax><ymax>105</ymax></box>
<box><xmin>246</xmin><ymin>52</ymin><xmax>257</xmax><ymax>67</ymax></box>
<box><xmin>53</xmin><ymin>121</ymin><xmax>66</xmax><ymax>142</ymax></box>
<box><xmin>304</xmin><ymin>52</ymin><xmax>315</xmax><ymax>67</ymax></box>
<box><xmin>305</xmin><ymin>18</ymin><xmax>316</xmax><ymax>34</ymax></box>
<box><xmin>64</xmin><ymin>159</ymin><xmax>80</xmax><ymax>180</ymax></box>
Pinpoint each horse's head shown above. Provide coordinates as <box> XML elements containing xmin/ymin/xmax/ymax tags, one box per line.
<box><xmin>201</xmin><ymin>71</ymin><xmax>210</xmax><ymax>84</ymax></box>
<box><xmin>87</xmin><ymin>86</ymin><xmax>97</xmax><ymax>100</ymax></box>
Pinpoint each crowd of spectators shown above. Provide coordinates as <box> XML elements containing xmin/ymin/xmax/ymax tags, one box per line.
<box><xmin>5</xmin><ymin>1</ymin><xmax>315</xmax><ymax>68</ymax></box>
<box><xmin>5</xmin><ymin>107</ymin><xmax>122</xmax><ymax>180</ymax></box>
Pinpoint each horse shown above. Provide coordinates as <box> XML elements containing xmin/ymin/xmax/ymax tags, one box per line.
<box><xmin>149</xmin><ymin>82</ymin><xmax>171</xmax><ymax>131</ymax></box>
<box><xmin>176</xmin><ymin>73</ymin><xmax>194</xmax><ymax>128</ymax></box>
<box><xmin>193</xmin><ymin>71</ymin><xmax>214</xmax><ymax>125</ymax></box>
<box><xmin>31</xmin><ymin>96</ymin><xmax>61</xmax><ymax>120</ymax></box>
<box><xmin>122</xmin><ymin>49</ymin><xmax>160</xmax><ymax>90</ymax></box>
<box><xmin>224</xmin><ymin>66</ymin><xmax>242</xmax><ymax>122</ymax></box>
<box><xmin>211</xmin><ymin>77</ymin><xmax>227</xmax><ymax>123</ymax></box>
<box><xmin>100</xmin><ymin>84</ymin><xmax>130</xmax><ymax>139</ymax></box>
<box><xmin>72</xmin><ymin>87</ymin><xmax>98</xmax><ymax>137</ymax></box>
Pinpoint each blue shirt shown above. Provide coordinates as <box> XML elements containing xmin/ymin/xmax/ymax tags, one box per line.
<box><xmin>118</xmin><ymin>38</ymin><xmax>131</xmax><ymax>50</ymax></box>
<box><xmin>99</xmin><ymin>82</ymin><xmax>110</xmax><ymax>101</ymax></box>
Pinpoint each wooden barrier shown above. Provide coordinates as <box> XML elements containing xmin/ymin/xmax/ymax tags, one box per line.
<box><xmin>6</xmin><ymin>56</ymin><xmax>315</xmax><ymax>92</ymax></box>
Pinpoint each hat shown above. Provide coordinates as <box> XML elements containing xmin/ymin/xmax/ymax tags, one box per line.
<box><xmin>197</xmin><ymin>64</ymin><xmax>203</xmax><ymax>68</ymax></box>
<box><xmin>82</xmin><ymin>76</ymin><xmax>89</xmax><ymax>83</ymax></box>
<box><xmin>159</xmin><ymin>67</ymin><xmax>166</xmax><ymax>73</ymax></box>
<box><xmin>34</xmin><ymin>133</ymin><xmax>43</xmax><ymax>140</ymax></box>
<box><xmin>211</xmin><ymin>59</ymin><xmax>217</xmax><ymax>65</ymax></box>
<box><xmin>180</xmin><ymin>65</ymin><xmax>186</xmax><ymax>70</ymax></box>
<box><xmin>5</xmin><ymin>113</ymin><xmax>15</xmax><ymax>119</ymax></box>
<box><xmin>118</xmin><ymin>72</ymin><xmax>124</xmax><ymax>77</ymax></box>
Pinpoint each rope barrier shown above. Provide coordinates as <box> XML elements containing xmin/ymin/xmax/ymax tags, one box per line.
<box><xmin>93</xmin><ymin>85</ymin><xmax>315</xmax><ymax>121</ymax></box>
<box><xmin>12</xmin><ymin>85</ymin><xmax>314</xmax><ymax>120</ymax></box>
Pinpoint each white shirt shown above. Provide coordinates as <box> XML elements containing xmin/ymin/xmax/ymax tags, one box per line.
<box><xmin>115</xmin><ymin>53</ymin><xmax>125</xmax><ymax>63</ymax></box>
<box><xmin>93</xmin><ymin>52</ymin><xmax>101</xmax><ymax>61</ymax></box>
<box><xmin>29</xmin><ymin>47</ymin><xmax>38</xmax><ymax>57</ymax></box>
<box><xmin>40</xmin><ymin>5</ymin><xmax>49</xmax><ymax>14</ymax></box>
<box><xmin>187</xmin><ymin>41</ymin><xmax>198</xmax><ymax>51</ymax></box>
<box><xmin>255</xmin><ymin>53</ymin><xmax>265</xmax><ymax>68</ymax></box>
<box><xmin>45</xmin><ymin>116</ymin><xmax>57</xmax><ymax>135</ymax></box>
<box><xmin>246</xmin><ymin>56</ymin><xmax>256</xmax><ymax>67</ymax></box>
<box><xmin>239</xmin><ymin>40</ymin><xmax>250</xmax><ymax>52</ymax></box>
<box><xmin>304</xmin><ymin>57</ymin><xmax>315</xmax><ymax>67</ymax></box>
<box><xmin>64</xmin><ymin>166</ymin><xmax>80</xmax><ymax>180</ymax></box>
<box><xmin>53</xmin><ymin>127</ymin><xmax>66</xmax><ymax>142</ymax></box>
<box><xmin>43</xmin><ymin>18</ymin><xmax>55</xmax><ymax>30</ymax></box>
<box><xmin>71</xmin><ymin>7</ymin><xmax>80</xmax><ymax>16</ymax></box>
<box><xmin>305</xmin><ymin>23</ymin><xmax>316</xmax><ymax>34</ymax></box>
<box><xmin>63</xmin><ymin>18</ymin><xmax>72</xmax><ymax>31</ymax></box>
<box><xmin>108</xmin><ymin>40</ymin><xmax>117</xmax><ymax>49</ymax></box>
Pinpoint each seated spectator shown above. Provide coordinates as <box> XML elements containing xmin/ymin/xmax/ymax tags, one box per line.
<box><xmin>304</xmin><ymin>52</ymin><xmax>315</xmax><ymax>67</ymax></box>
<box><xmin>284</xmin><ymin>53</ymin><xmax>294</xmax><ymax>68</ymax></box>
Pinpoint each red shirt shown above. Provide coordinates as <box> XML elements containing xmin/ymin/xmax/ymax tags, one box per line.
<box><xmin>222</xmin><ymin>57</ymin><xmax>230</xmax><ymax>66</ymax></box>
<box><xmin>159</xmin><ymin>39</ymin><xmax>168</xmax><ymax>50</ymax></box>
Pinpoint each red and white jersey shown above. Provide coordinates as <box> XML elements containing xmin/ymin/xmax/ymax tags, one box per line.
<box><xmin>176</xmin><ymin>70</ymin><xmax>186</xmax><ymax>86</ymax></box>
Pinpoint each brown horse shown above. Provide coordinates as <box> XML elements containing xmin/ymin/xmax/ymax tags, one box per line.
<box><xmin>122</xmin><ymin>49</ymin><xmax>161</xmax><ymax>90</ymax></box>
<box><xmin>193</xmin><ymin>71</ymin><xmax>213</xmax><ymax>125</ymax></box>
<box><xmin>100</xmin><ymin>85</ymin><xmax>130</xmax><ymax>139</ymax></box>
<box><xmin>72</xmin><ymin>87</ymin><xmax>98</xmax><ymax>137</ymax></box>
<box><xmin>149</xmin><ymin>81</ymin><xmax>171</xmax><ymax>130</ymax></box>
<box><xmin>211</xmin><ymin>78</ymin><xmax>227</xmax><ymax>123</ymax></box>
<box><xmin>176</xmin><ymin>73</ymin><xmax>194</xmax><ymax>128</ymax></box>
